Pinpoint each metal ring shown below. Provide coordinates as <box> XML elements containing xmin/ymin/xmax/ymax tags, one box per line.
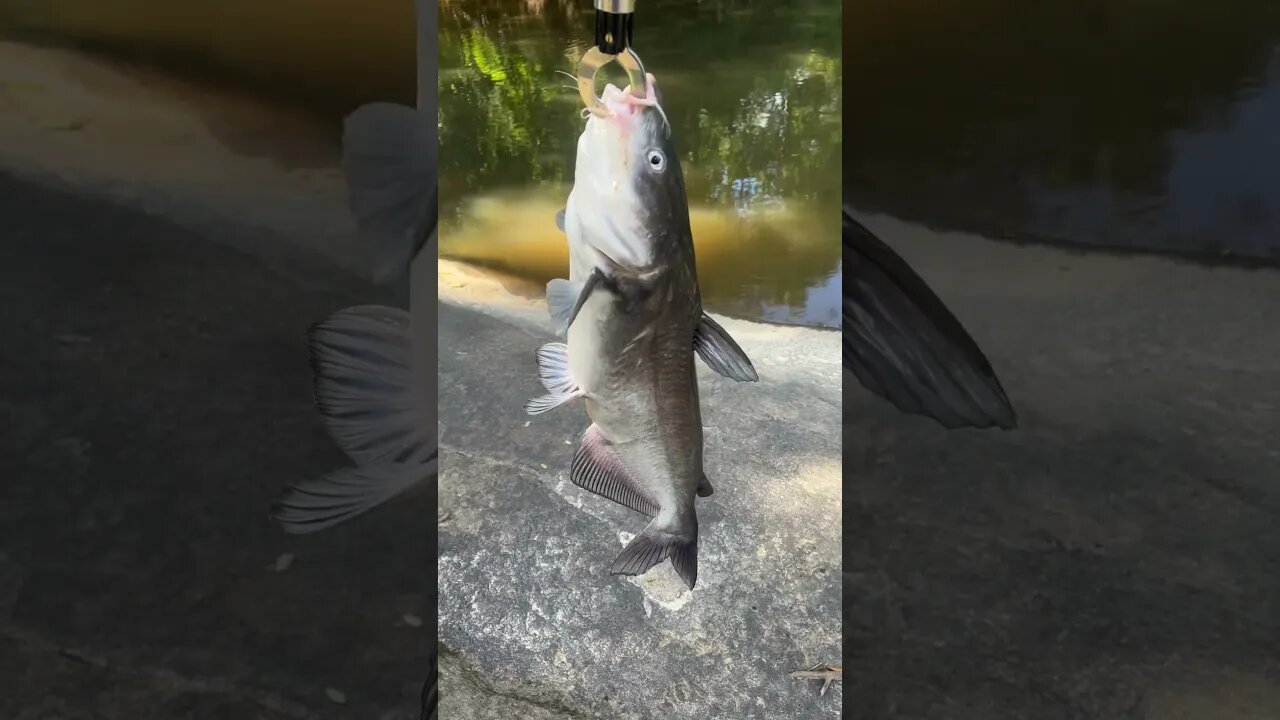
<box><xmin>577</xmin><ymin>47</ymin><xmax>649</xmax><ymax>115</ymax></box>
<box><xmin>577</xmin><ymin>46</ymin><xmax>614</xmax><ymax>116</ymax></box>
<box><xmin>615</xmin><ymin>48</ymin><xmax>647</xmax><ymax>99</ymax></box>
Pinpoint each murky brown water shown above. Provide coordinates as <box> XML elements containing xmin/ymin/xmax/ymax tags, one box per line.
<box><xmin>438</xmin><ymin>0</ymin><xmax>842</xmax><ymax>326</ymax></box>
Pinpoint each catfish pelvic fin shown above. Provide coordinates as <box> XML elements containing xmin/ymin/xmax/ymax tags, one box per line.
<box><xmin>275</xmin><ymin>304</ymin><xmax>437</xmax><ymax>535</ymax></box>
<box><xmin>524</xmin><ymin>342</ymin><xmax>584</xmax><ymax>415</ymax></box>
<box><xmin>272</xmin><ymin>460</ymin><xmax>432</xmax><ymax>534</ymax></box>
<box><xmin>308</xmin><ymin>305</ymin><xmax>425</xmax><ymax>466</ymax></box>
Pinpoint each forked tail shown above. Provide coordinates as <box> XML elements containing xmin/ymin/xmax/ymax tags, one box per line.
<box><xmin>610</xmin><ymin>513</ymin><xmax>699</xmax><ymax>590</ymax></box>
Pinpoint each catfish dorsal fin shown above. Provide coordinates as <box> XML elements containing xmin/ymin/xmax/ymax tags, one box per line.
<box><xmin>571</xmin><ymin>425</ymin><xmax>658</xmax><ymax>517</ymax></box>
<box><xmin>694</xmin><ymin>313</ymin><xmax>759</xmax><ymax>382</ymax></box>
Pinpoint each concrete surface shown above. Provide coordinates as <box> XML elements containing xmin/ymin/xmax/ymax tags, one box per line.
<box><xmin>843</xmin><ymin>213</ymin><xmax>1280</xmax><ymax>720</ymax></box>
<box><xmin>0</xmin><ymin>172</ymin><xmax>431</xmax><ymax>719</ymax></box>
<box><xmin>0</xmin><ymin>40</ymin><xmax>365</xmax><ymax>277</ymax></box>
<box><xmin>435</xmin><ymin>265</ymin><xmax>844</xmax><ymax>719</ymax></box>
<box><xmin>438</xmin><ymin>651</ymin><xmax>580</xmax><ymax>720</ymax></box>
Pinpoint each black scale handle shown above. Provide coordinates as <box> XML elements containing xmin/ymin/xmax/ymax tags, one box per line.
<box><xmin>594</xmin><ymin>6</ymin><xmax>635</xmax><ymax>55</ymax></box>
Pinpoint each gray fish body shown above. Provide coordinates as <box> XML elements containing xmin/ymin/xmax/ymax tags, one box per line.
<box><xmin>570</xmin><ymin>265</ymin><xmax>705</xmax><ymax>533</ymax></box>
<box><xmin>528</xmin><ymin>74</ymin><xmax>735</xmax><ymax>589</ymax></box>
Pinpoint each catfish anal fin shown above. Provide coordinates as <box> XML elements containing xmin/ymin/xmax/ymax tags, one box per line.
<box><xmin>571</xmin><ymin>425</ymin><xmax>659</xmax><ymax>517</ymax></box>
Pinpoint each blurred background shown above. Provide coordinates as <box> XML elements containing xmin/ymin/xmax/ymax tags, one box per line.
<box><xmin>840</xmin><ymin>3</ymin><xmax>1280</xmax><ymax>719</ymax></box>
<box><xmin>437</xmin><ymin>0</ymin><xmax>842</xmax><ymax>327</ymax></box>
<box><xmin>845</xmin><ymin>0</ymin><xmax>1280</xmax><ymax>264</ymax></box>
<box><xmin>5</xmin><ymin>0</ymin><xmax>1280</xmax><ymax>716</ymax></box>
<box><xmin>5</xmin><ymin>0</ymin><xmax>1278</xmax><ymax>297</ymax></box>
<box><xmin>0</xmin><ymin>3</ymin><xmax>434</xmax><ymax>718</ymax></box>
<box><xmin>0</xmin><ymin>0</ymin><xmax>844</xmax><ymax>328</ymax></box>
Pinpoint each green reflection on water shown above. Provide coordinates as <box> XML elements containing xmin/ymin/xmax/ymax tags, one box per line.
<box><xmin>439</xmin><ymin>0</ymin><xmax>842</xmax><ymax>327</ymax></box>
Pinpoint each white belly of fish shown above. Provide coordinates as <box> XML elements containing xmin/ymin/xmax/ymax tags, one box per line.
<box><xmin>563</xmin><ymin>195</ymin><xmax>595</xmax><ymax>284</ymax></box>
<box><xmin>565</xmin><ymin>288</ymin><xmax>611</xmax><ymax>399</ymax></box>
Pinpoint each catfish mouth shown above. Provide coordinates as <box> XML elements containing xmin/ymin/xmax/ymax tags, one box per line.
<box><xmin>598</xmin><ymin>74</ymin><xmax>668</xmax><ymax>135</ymax></box>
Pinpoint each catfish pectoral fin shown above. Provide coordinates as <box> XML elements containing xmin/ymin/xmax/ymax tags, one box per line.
<box><xmin>694</xmin><ymin>313</ymin><xmax>759</xmax><ymax>382</ymax></box>
<box><xmin>843</xmin><ymin>207</ymin><xmax>1016</xmax><ymax>430</ymax></box>
<box><xmin>340</xmin><ymin>103</ymin><xmax>434</xmax><ymax>283</ymax></box>
<box><xmin>546</xmin><ymin>272</ymin><xmax>601</xmax><ymax>336</ymax></box>
<box><xmin>546</xmin><ymin>279</ymin><xmax>582</xmax><ymax>336</ymax></box>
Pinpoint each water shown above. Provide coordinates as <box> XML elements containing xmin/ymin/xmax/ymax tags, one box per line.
<box><xmin>845</xmin><ymin>0</ymin><xmax>1280</xmax><ymax>264</ymax></box>
<box><xmin>10</xmin><ymin>0</ymin><xmax>1273</xmax><ymax>296</ymax></box>
<box><xmin>438</xmin><ymin>0</ymin><xmax>843</xmax><ymax>327</ymax></box>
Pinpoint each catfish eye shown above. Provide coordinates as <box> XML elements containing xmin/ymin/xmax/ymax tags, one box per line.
<box><xmin>645</xmin><ymin>149</ymin><xmax>666</xmax><ymax>173</ymax></box>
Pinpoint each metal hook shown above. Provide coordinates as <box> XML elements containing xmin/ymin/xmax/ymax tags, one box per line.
<box><xmin>577</xmin><ymin>47</ymin><xmax>647</xmax><ymax>116</ymax></box>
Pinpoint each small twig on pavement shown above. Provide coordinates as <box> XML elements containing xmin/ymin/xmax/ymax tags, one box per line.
<box><xmin>790</xmin><ymin>664</ymin><xmax>842</xmax><ymax>697</ymax></box>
